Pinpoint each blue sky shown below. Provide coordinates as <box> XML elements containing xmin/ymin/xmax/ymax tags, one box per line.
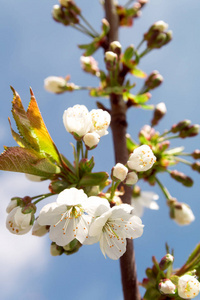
<box><xmin>1</xmin><ymin>0</ymin><xmax>200</xmax><ymax>299</ymax></box>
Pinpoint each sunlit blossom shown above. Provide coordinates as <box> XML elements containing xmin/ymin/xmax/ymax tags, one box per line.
<box><xmin>127</xmin><ymin>145</ymin><xmax>156</xmax><ymax>172</ymax></box>
<box><xmin>6</xmin><ymin>207</ymin><xmax>32</xmax><ymax>235</ymax></box>
<box><xmin>131</xmin><ymin>191</ymin><xmax>159</xmax><ymax>217</ymax></box>
<box><xmin>178</xmin><ymin>275</ymin><xmax>200</xmax><ymax>299</ymax></box>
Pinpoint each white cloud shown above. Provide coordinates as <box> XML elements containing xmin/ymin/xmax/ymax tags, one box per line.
<box><xmin>0</xmin><ymin>172</ymin><xmax>52</xmax><ymax>299</ymax></box>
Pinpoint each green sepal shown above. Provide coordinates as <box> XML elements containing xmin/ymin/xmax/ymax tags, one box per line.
<box><xmin>126</xmin><ymin>135</ymin><xmax>138</xmax><ymax>153</ymax></box>
<box><xmin>78</xmin><ymin>171</ymin><xmax>109</xmax><ymax>187</ymax></box>
<box><xmin>143</xmin><ymin>287</ymin><xmax>160</xmax><ymax>300</ymax></box>
<box><xmin>79</xmin><ymin>157</ymin><xmax>95</xmax><ymax>175</ymax></box>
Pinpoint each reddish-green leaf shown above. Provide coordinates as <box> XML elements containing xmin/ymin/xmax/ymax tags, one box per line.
<box><xmin>0</xmin><ymin>147</ymin><xmax>60</xmax><ymax>177</ymax></box>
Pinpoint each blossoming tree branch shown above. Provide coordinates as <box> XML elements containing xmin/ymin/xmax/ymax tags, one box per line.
<box><xmin>1</xmin><ymin>0</ymin><xmax>200</xmax><ymax>299</ymax></box>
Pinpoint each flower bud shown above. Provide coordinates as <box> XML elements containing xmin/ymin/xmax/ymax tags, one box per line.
<box><xmin>6</xmin><ymin>199</ymin><xmax>18</xmax><ymax>213</ymax></box>
<box><xmin>170</xmin><ymin>170</ymin><xmax>193</xmax><ymax>187</ymax></box>
<box><xmin>171</xmin><ymin>120</ymin><xmax>191</xmax><ymax>133</ymax></box>
<box><xmin>139</xmin><ymin>125</ymin><xmax>156</xmax><ymax>141</ymax></box>
<box><xmin>127</xmin><ymin>145</ymin><xmax>156</xmax><ymax>172</ymax></box>
<box><xmin>159</xmin><ymin>279</ymin><xmax>176</xmax><ymax>295</ymax></box>
<box><xmin>80</xmin><ymin>56</ymin><xmax>100</xmax><ymax>76</ymax></box>
<box><xmin>173</xmin><ymin>203</ymin><xmax>195</xmax><ymax>225</ymax></box>
<box><xmin>192</xmin><ymin>162</ymin><xmax>200</xmax><ymax>173</ymax></box>
<box><xmin>152</xmin><ymin>20</ymin><xmax>168</xmax><ymax>32</ymax></box>
<box><xmin>124</xmin><ymin>171</ymin><xmax>138</xmax><ymax>185</ymax></box>
<box><xmin>192</xmin><ymin>150</ymin><xmax>200</xmax><ymax>159</ymax></box>
<box><xmin>105</xmin><ymin>51</ymin><xmax>118</xmax><ymax>70</ymax></box>
<box><xmin>63</xmin><ymin>239</ymin><xmax>82</xmax><ymax>255</ymax></box>
<box><xmin>50</xmin><ymin>242</ymin><xmax>64</xmax><ymax>256</ymax></box>
<box><xmin>44</xmin><ymin>76</ymin><xmax>67</xmax><ymax>94</ymax></box>
<box><xmin>178</xmin><ymin>275</ymin><xmax>200</xmax><ymax>299</ymax></box>
<box><xmin>83</xmin><ymin>132</ymin><xmax>100</xmax><ymax>149</ymax></box>
<box><xmin>151</xmin><ymin>102</ymin><xmax>167</xmax><ymax>126</ymax></box>
<box><xmin>110</xmin><ymin>41</ymin><xmax>122</xmax><ymax>56</ymax></box>
<box><xmin>32</xmin><ymin>219</ymin><xmax>49</xmax><ymax>237</ymax></box>
<box><xmin>112</xmin><ymin>163</ymin><xmax>128</xmax><ymax>181</ymax></box>
<box><xmin>159</xmin><ymin>254</ymin><xmax>174</xmax><ymax>271</ymax></box>
<box><xmin>179</xmin><ymin>124</ymin><xmax>200</xmax><ymax>138</ymax></box>
<box><xmin>145</xmin><ymin>71</ymin><xmax>163</xmax><ymax>90</ymax></box>
<box><xmin>52</xmin><ymin>5</ymin><xmax>62</xmax><ymax>22</ymax></box>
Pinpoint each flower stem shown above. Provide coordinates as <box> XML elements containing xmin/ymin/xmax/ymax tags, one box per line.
<box><xmin>79</xmin><ymin>13</ymin><xmax>99</xmax><ymax>36</ymax></box>
<box><xmin>33</xmin><ymin>193</ymin><xmax>53</xmax><ymax>205</ymax></box>
<box><xmin>174</xmin><ymin>157</ymin><xmax>192</xmax><ymax>166</ymax></box>
<box><xmin>155</xmin><ymin>177</ymin><xmax>172</xmax><ymax>199</ymax></box>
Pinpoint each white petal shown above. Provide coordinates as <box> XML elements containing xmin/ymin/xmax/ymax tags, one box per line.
<box><xmin>84</xmin><ymin>196</ymin><xmax>110</xmax><ymax>217</ymax></box>
<box><xmin>76</xmin><ymin>215</ymin><xmax>91</xmax><ymax>244</ymax></box>
<box><xmin>131</xmin><ymin>199</ymin><xmax>144</xmax><ymax>217</ymax></box>
<box><xmin>89</xmin><ymin>210</ymin><xmax>112</xmax><ymax>237</ymax></box>
<box><xmin>99</xmin><ymin>232</ymin><xmax>127</xmax><ymax>260</ymax></box>
<box><xmin>37</xmin><ymin>202</ymin><xmax>65</xmax><ymax>226</ymax></box>
<box><xmin>56</xmin><ymin>188</ymin><xmax>88</xmax><ymax>206</ymax></box>
<box><xmin>49</xmin><ymin>217</ymin><xmax>75</xmax><ymax>246</ymax></box>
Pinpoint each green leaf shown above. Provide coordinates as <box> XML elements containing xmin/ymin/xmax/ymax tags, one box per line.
<box><xmin>123</xmin><ymin>45</ymin><xmax>135</xmax><ymax>62</ymax></box>
<box><xmin>78</xmin><ymin>172</ymin><xmax>109</xmax><ymax>187</ymax></box>
<box><xmin>0</xmin><ymin>147</ymin><xmax>60</xmax><ymax>177</ymax></box>
<box><xmin>186</xmin><ymin>244</ymin><xmax>200</xmax><ymax>265</ymax></box>
<box><xmin>133</xmin><ymin>93</ymin><xmax>151</xmax><ymax>104</ymax></box>
<box><xmin>126</xmin><ymin>135</ymin><xmax>138</xmax><ymax>153</ymax></box>
<box><xmin>10</xmin><ymin>87</ymin><xmax>61</xmax><ymax>164</ymax></box>
<box><xmin>130</xmin><ymin>67</ymin><xmax>147</xmax><ymax>78</ymax></box>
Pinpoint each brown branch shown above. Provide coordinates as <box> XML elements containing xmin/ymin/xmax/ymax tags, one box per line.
<box><xmin>104</xmin><ymin>1</ymin><xmax>141</xmax><ymax>299</ymax></box>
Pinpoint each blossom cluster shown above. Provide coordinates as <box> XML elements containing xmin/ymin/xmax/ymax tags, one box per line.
<box><xmin>63</xmin><ymin>104</ymin><xmax>111</xmax><ymax>148</ymax></box>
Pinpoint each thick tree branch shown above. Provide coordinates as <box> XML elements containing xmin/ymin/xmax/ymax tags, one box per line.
<box><xmin>104</xmin><ymin>1</ymin><xmax>141</xmax><ymax>299</ymax></box>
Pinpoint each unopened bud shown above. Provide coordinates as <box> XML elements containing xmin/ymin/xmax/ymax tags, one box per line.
<box><xmin>110</xmin><ymin>41</ymin><xmax>122</xmax><ymax>56</ymax></box>
<box><xmin>105</xmin><ymin>51</ymin><xmax>118</xmax><ymax>70</ymax></box>
<box><xmin>171</xmin><ymin>120</ymin><xmax>191</xmax><ymax>133</ymax></box>
<box><xmin>63</xmin><ymin>239</ymin><xmax>82</xmax><ymax>255</ymax></box>
<box><xmin>83</xmin><ymin>132</ymin><xmax>100</xmax><ymax>149</ymax></box>
<box><xmin>159</xmin><ymin>279</ymin><xmax>176</xmax><ymax>295</ymax></box>
<box><xmin>179</xmin><ymin>124</ymin><xmax>200</xmax><ymax>138</ymax></box>
<box><xmin>44</xmin><ymin>76</ymin><xmax>67</xmax><ymax>94</ymax></box>
<box><xmin>151</xmin><ymin>102</ymin><xmax>166</xmax><ymax>126</ymax></box>
<box><xmin>145</xmin><ymin>71</ymin><xmax>163</xmax><ymax>90</ymax></box>
<box><xmin>52</xmin><ymin>5</ymin><xmax>62</xmax><ymax>22</ymax></box>
<box><xmin>80</xmin><ymin>56</ymin><xmax>100</xmax><ymax>76</ymax></box>
<box><xmin>172</xmin><ymin>203</ymin><xmax>195</xmax><ymax>225</ymax></box>
<box><xmin>158</xmin><ymin>141</ymin><xmax>170</xmax><ymax>152</ymax></box>
<box><xmin>170</xmin><ymin>170</ymin><xmax>193</xmax><ymax>187</ymax></box>
<box><xmin>112</xmin><ymin>163</ymin><xmax>128</xmax><ymax>181</ymax></box>
<box><xmin>159</xmin><ymin>254</ymin><xmax>174</xmax><ymax>271</ymax></box>
<box><xmin>192</xmin><ymin>162</ymin><xmax>200</xmax><ymax>173</ymax></box>
<box><xmin>50</xmin><ymin>242</ymin><xmax>63</xmax><ymax>256</ymax></box>
<box><xmin>192</xmin><ymin>150</ymin><xmax>200</xmax><ymax>159</ymax></box>
<box><xmin>124</xmin><ymin>171</ymin><xmax>138</xmax><ymax>185</ymax></box>
<box><xmin>152</xmin><ymin>20</ymin><xmax>168</xmax><ymax>32</ymax></box>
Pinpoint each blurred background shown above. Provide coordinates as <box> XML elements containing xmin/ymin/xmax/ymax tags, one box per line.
<box><xmin>0</xmin><ymin>0</ymin><xmax>200</xmax><ymax>299</ymax></box>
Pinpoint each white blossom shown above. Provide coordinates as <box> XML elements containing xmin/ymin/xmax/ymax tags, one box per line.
<box><xmin>90</xmin><ymin>109</ymin><xmax>111</xmax><ymax>137</ymax></box>
<box><xmin>63</xmin><ymin>105</ymin><xmax>92</xmax><ymax>138</ymax></box>
<box><xmin>127</xmin><ymin>145</ymin><xmax>156</xmax><ymax>172</ymax></box>
<box><xmin>6</xmin><ymin>207</ymin><xmax>32</xmax><ymax>235</ymax></box>
<box><xmin>178</xmin><ymin>275</ymin><xmax>200</xmax><ymax>299</ymax></box>
<box><xmin>37</xmin><ymin>188</ymin><xmax>108</xmax><ymax>246</ymax></box>
<box><xmin>44</xmin><ymin>76</ymin><xmax>66</xmax><ymax>93</ymax></box>
<box><xmin>83</xmin><ymin>132</ymin><xmax>100</xmax><ymax>148</ymax></box>
<box><xmin>88</xmin><ymin>203</ymin><xmax>144</xmax><ymax>260</ymax></box>
<box><xmin>124</xmin><ymin>172</ymin><xmax>138</xmax><ymax>185</ymax></box>
<box><xmin>174</xmin><ymin>203</ymin><xmax>195</xmax><ymax>225</ymax></box>
<box><xmin>131</xmin><ymin>191</ymin><xmax>159</xmax><ymax>217</ymax></box>
<box><xmin>6</xmin><ymin>199</ymin><xmax>18</xmax><ymax>213</ymax></box>
<box><xmin>112</xmin><ymin>163</ymin><xmax>128</xmax><ymax>181</ymax></box>
<box><xmin>159</xmin><ymin>279</ymin><xmax>176</xmax><ymax>295</ymax></box>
